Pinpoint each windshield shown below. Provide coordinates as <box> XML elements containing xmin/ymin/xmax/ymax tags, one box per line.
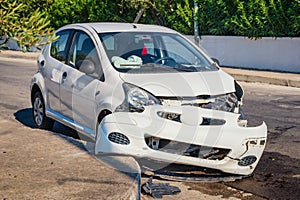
<box><xmin>98</xmin><ymin>32</ymin><xmax>218</xmax><ymax>73</ymax></box>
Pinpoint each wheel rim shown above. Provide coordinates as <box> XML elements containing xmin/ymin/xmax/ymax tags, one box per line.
<box><xmin>33</xmin><ymin>96</ymin><xmax>44</xmax><ymax>126</ymax></box>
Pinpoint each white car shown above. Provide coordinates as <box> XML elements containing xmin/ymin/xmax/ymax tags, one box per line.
<box><xmin>30</xmin><ymin>23</ymin><xmax>267</xmax><ymax>176</ymax></box>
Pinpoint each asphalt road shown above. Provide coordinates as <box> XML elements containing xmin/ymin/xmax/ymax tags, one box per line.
<box><xmin>0</xmin><ymin>58</ymin><xmax>140</xmax><ymax>200</ymax></box>
<box><xmin>0</xmin><ymin>58</ymin><xmax>299</xmax><ymax>199</ymax></box>
<box><xmin>224</xmin><ymin>81</ymin><xmax>300</xmax><ymax>199</ymax></box>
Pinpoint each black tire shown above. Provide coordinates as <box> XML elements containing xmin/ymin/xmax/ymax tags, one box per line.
<box><xmin>32</xmin><ymin>91</ymin><xmax>54</xmax><ymax>130</ymax></box>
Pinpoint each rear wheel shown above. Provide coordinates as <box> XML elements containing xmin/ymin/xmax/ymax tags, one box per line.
<box><xmin>32</xmin><ymin>91</ymin><xmax>54</xmax><ymax>130</ymax></box>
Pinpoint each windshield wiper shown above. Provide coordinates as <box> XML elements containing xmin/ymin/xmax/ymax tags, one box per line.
<box><xmin>140</xmin><ymin>63</ymin><xmax>198</xmax><ymax>72</ymax></box>
<box><xmin>140</xmin><ymin>63</ymin><xmax>175</xmax><ymax>71</ymax></box>
<box><xmin>174</xmin><ymin>67</ymin><xmax>197</xmax><ymax>72</ymax></box>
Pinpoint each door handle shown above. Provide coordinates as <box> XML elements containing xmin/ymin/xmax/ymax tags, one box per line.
<box><xmin>62</xmin><ymin>72</ymin><xmax>67</xmax><ymax>83</ymax></box>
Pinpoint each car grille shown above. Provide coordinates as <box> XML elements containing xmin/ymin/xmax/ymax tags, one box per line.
<box><xmin>145</xmin><ymin>137</ymin><xmax>231</xmax><ymax>160</ymax></box>
<box><xmin>157</xmin><ymin>111</ymin><xmax>226</xmax><ymax>125</ymax></box>
<box><xmin>159</xmin><ymin>93</ymin><xmax>238</xmax><ymax>113</ymax></box>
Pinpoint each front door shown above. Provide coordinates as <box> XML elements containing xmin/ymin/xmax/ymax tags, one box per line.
<box><xmin>60</xmin><ymin>30</ymin><xmax>104</xmax><ymax>136</ymax></box>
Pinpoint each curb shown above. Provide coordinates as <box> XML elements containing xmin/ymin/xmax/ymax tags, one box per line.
<box><xmin>222</xmin><ymin>67</ymin><xmax>300</xmax><ymax>88</ymax></box>
<box><xmin>230</xmin><ymin>73</ymin><xmax>300</xmax><ymax>88</ymax></box>
<box><xmin>0</xmin><ymin>50</ymin><xmax>299</xmax><ymax>88</ymax></box>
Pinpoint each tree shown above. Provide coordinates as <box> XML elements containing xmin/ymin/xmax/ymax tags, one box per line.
<box><xmin>0</xmin><ymin>0</ymin><xmax>56</xmax><ymax>51</ymax></box>
<box><xmin>87</xmin><ymin>0</ymin><xmax>121</xmax><ymax>23</ymax></box>
<box><xmin>4</xmin><ymin>0</ymin><xmax>298</xmax><ymax>39</ymax></box>
<box><xmin>118</xmin><ymin>0</ymin><xmax>194</xmax><ymax>34</ymax></box>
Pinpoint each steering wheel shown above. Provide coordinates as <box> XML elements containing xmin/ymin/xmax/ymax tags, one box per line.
<box><xmin>154</xmin><ymin>57</ymin><xmax>176</xmax><ymax>64</ymax></box>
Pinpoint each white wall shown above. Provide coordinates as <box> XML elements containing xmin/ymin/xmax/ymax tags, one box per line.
<box><xmin>3</xmin><ymin>35</ymin><xmax>300</xmax><ymax>73</ymax></box>
<box><xmin>186</xmin><ymin>36</ymin><xmax>300</xmax><ymax>73</ymax></box>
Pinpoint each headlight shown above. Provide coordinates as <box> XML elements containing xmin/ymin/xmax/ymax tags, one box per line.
<box><xmin>203</xmin><ymin>93</ymin><xmax>238</xmax><ymax>112</ymax></box>
<box><xmin>115</xmin><ymin>83</ymin><xmax>161</xmax><ymax>112</ymax></box>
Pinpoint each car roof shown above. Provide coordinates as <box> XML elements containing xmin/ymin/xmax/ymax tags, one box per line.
<box><xmin>60</xmin><ymin>22</ymin><xmax>177</xmax><ymax>34</ymax></box>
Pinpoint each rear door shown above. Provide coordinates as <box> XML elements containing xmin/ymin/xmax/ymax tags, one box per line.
<box><xmin>43</xmin><ymin>30</ymin><xmax>73</xmax><ymax>113</ymax></box>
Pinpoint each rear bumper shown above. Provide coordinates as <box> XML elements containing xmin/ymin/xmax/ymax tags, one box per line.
<box><xmin>95</xmin><ymin>105</ymin><xmax>267</xmax><ymax>175</ymax></box>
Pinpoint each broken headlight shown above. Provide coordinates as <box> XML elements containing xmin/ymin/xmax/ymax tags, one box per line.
<box><xmin>115</xmin><ymin>83</ymin><xmax>161</xmax><ymax>112</ymax></box>
<box><xmin>203</xmin><ymin>93</ymin><xmax>238</xmax><ymax>112</ymax></box>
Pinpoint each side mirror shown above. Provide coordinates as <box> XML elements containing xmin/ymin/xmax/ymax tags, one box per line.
<box><xmin>77</xmin><ymin>60</ymin><xmax>95</xmax><ymax>75</ymax></box>
<box><xmin>211</xmin><ymin>57</ymin><xmax>220</xmax><ymax>66</ymax></box>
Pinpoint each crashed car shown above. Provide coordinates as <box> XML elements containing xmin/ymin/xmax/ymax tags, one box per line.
<box><xmin>30</xmin><ymin>23</ymin><xmax>267</xmax><ymax>176</ymax></box>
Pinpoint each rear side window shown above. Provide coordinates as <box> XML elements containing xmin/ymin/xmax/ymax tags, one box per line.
<box><xmin>50</xmin><ymin>30</ymin><xmax>72</xmax><ymax>62</ymax></box>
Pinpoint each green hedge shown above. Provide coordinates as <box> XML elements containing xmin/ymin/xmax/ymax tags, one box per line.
<box><xmin>196</xmin><ymin>0</ymin><xmax>300</xmax><ymax>37</ymax></box>
<box><xmin>15</xmin><ymin>0</ymin><xmax>300</xmax><ymax>38</ymax></box>
<box><xmin>167</xmin><ymin>0</ymin><xmax>299</xmax><ymax>37</ymax></box>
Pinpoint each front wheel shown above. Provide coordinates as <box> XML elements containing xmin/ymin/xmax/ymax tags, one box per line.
<box><xmin>32</xmin><ymin>91</ymin><xmax>54</xmax><ymax>130</ymax></box>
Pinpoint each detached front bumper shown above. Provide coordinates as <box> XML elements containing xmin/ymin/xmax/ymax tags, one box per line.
<box><xmin>95</xmin><ymin>105</ymin><xmax>267</xmax><ymax>175</ymax></box>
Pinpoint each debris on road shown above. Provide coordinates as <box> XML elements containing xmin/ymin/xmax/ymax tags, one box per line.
<box><xmin>141</xmin><ymin>162</ymin><xmax>249</xmax><ymax>183</ymax></box>
<box><xmin>141</xmin><ymin>177</ymin><xmax>181</xmax><ymax>198</ymax></box>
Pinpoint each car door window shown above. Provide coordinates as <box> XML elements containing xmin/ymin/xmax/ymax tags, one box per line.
<box><xmin>50</xmin><ymin>30</ymin><xmax>72</xmax><ymax>62</ymax></box>
<box><xmin>69</xmin><ymin>31</ymin><xmax>104</xmax><ymax>81</ymax></box>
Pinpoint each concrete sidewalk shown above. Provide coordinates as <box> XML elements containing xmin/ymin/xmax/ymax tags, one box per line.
<box><xmin>1</xmin><ymin>50</ymin><xmax>299</xmax><ymax>88</ymax></box>
<box><xmin>222</xmin><ymin>67</ymin><xmax>300</xmax><ymax>88</ymax></box>
<box><xmin>0</xmin><ymin>50</ymin><xmax>39</xmax><ymax>60</ymax></box>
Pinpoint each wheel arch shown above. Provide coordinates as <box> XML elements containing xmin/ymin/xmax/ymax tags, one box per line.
<box><xmin>97</xmin><ymin>109</ymin><xmax>112</xmax><ymax>124</ymax></box>
<box><xmin>95</xmin><ymin>109</ymin><xmax>112</xmax><ymax>139</ymax></box>
<box><xmin>31</xmin><ymin>84</ymin><xmax>42</xmax><ymax>104</ymax></box>
<box><xmin>31</xmin><ymin>83</ymin><xmax>54</xmax><ymax>130</ymax></box>
<box><xmin>30</xmin><ymin>73</ymin><xmax>47</xmax><ymax>107</ymax></box>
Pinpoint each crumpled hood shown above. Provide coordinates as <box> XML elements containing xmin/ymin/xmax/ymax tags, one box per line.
<box><xmin>119</xmin><ymin>69</ymin><xmax>235</xmax><ymax>97</ymax></box>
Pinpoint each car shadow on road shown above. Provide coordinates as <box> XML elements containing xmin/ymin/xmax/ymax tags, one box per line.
<box><xmin>13</xmin><ymin>108</ymin><xmax>95</xmax><ymax>155</ymax></box>
<box><xmin>14</xmin><ymin>108</ymin><xmax>36</xmax><ymax>128</ymax></box>
<box><xmin>14</xmin><ymin>108</ymin><xmax>141</xmax><ymax>167</ymax></box>
<box><xmin>14</xmin><ymin>108</ymin><xmax>82</xmax><ymax>140</ymax></box>
<box><xmin>13</xmin><ymin>107</ymin><xmax>141</xmax><ymax>197</ymax></box>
